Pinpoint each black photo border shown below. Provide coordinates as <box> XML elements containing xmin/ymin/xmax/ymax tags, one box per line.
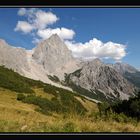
<box><xmin>0</xmin><ymin>0</ymin><xmax>140</xmax><ymax>139</ymax></box>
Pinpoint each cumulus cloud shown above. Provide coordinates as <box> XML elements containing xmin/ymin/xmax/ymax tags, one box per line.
<box><xmin>14</xmin><ymin>21</ymin><xmax>34</xmax><ymax>34</ymax></box>
<box><xmin>15</xmin><ymin>8</ymin><xmax>59</xmax><ymax>33</ymax></box>
<box><xmin>37</xmin><ymin>28</ymin><xmax>75</xmax><ymax>40</ymax></box>
<box><xmin>34</xmin><ymin>10</ymin><xmax>58</xmax><ymax>29</ymax></box>
<box><xmin>65</xmin><ymin>38</ymin><xmax>126</xmax><ymax>61</ymax></box>
<box><xmin>18</xmin><ymin>8</ymin><xmax>26</xmax><ymax>16</ymax></box>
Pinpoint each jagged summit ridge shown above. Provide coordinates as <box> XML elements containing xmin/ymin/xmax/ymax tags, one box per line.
<box><xmin>113</xmin><ymin>62</ymin><xmax>139</xmax><ymax>74</ymax></box>
<box><xmin>66</xmin><ymin>59</ymin><xmax>136</xmax><ymax>100</ymax></box>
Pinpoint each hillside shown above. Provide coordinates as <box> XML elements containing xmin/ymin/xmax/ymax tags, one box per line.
<box><xmin>0</xmin><ymin>66</ymin><xmax>140</xmax><ymax>132</ymax></box>
<box><xmin>1</xmin><ymin>87</ymin><xmax>140</xmax><ymax>132</ymax></box>
<box><xmin>124</xmin><ymin>72</ymin><xmax>140</xmax><ymax>88</ymax></box>
<box><xmin>0</xmin><ymin>66</ymin><xmax>97</xmax><ymax>131</ymax></box>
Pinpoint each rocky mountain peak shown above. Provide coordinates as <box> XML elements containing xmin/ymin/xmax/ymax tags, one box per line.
<box><xmin>38</xmin><ymin>34</ymin><xmax>65</xmax><ymax>50</ymax></box>
<box><xmin>90</xmin><ymin>58</ymin><xmax>102</xmax><ymax>65</ymax></box>
<box><xmin>82</xmin><ymin>58</ymin><xmax>103</xmax><ymax>70</ymax></box>
<box><xmin>47</xmin><ymin>33</ymin><xmax>62</xmax><ymax>42</ymax></box>
<box><xmin>114</xmin><ymin>62</ymin><xmax>138</xmax><ymax>74</ymax></box>
<box><xmin>32</xmin><ymin>34</ymin><xmax>74</xmax><ymax>72</ymax></box>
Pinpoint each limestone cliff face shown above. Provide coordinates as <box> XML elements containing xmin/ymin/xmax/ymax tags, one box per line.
<box><xmin>32</xmin><ymin>34</ymin><xmax>80</xmax><ymax>80</ymax></box>
<box><xmin>0</xmin><ymin>39</ymin><xmax>30</xmax><ymax>74</ymax></box>
<box><xmin>67</xmin><ymin>59</ymin><xmax>136</xmax><ymax>100</ymax></box>
<box><xmin>32</xmin><ymin>34</ymin><xmax>74</xmax><ymax>72</ymax></box>
<box><xmin>108</xmin><ymin>62</ymin><xmax>139</xmax><ymax>75</ymax></box>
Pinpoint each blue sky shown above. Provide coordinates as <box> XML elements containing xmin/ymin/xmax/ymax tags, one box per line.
<box><xmin>0</xmin><ymin>8</ymin><xmax>140</xmax><ymax>69</ymax></box>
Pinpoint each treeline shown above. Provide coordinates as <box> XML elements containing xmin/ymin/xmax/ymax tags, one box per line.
<box><xmin>0</xmin><ymin>65</ymin><xmax>45</xmax><ymax>93</ymax></box>
<box><xmin>98</xmin><ymin>92</ymin><xmax>140</xmax><ymax>121</ymax></box>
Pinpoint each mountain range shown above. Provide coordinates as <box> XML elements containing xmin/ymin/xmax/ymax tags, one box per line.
<box><xmin>0</xmin><ymin>34</ymin><xmax>139</xmax><ymax>102</ymax></box>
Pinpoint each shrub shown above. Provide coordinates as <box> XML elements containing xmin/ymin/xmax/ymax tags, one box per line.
<box><xmin>47</xmin><ymin>75</ymin><xmax>60</xmax><ymax>83</ymax></box>
<box><xmin>97</xmin><ymin>102</ymin><xmax>110</xmax><ymax>116</ymax></box>
<box><xmin>17</xmin><ymin>94</ymin><xmax>25</xmax><ymax>101</ymax></box>
<box><xmin>110</xmin><ymin>113</ymin><xmax>129</xmax><ymax>123</ymax></box>
<box><xmin>63</xmin><ymin>122</ymin><xmax>75</xmax><ymax>132</ymax></box>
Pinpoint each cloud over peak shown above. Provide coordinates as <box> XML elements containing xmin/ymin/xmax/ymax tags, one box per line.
<box><xmin>15</xmin><ymin>8</ymin><xmax>127</xmax><ymax>61</ymax></box>
<box><xmin>37</xmin><ymin>28</ymin><xmax>75</xmax><ymax>40</ymax></box>
<box><xmin>15</xmin><ymin>8</ymin><xmax>74</xmax><ymax>41</ymax></box>
<box><xmin>65</xmin><ymin>38</ymin><xmax>126</xmax><ymax>61</ymax></box>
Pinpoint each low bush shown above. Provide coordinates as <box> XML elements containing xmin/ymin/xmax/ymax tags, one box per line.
<box><xmin>17</xmin><ymin>94</ymin><xmax>25</xmax><ymax>101</ymax></box>
<box><xmin>47</xmin><ymin>75</ymin><xmax>60</xmax><ymax>83</ymax></box>
<box><xmin>18</xmin><ymin>89</ymin><xmax>87</xmax><ymax>115</ymax></box>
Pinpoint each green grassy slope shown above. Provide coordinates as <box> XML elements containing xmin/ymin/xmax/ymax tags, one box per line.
<box><xmin>0</xmin><ymin>65</ymin><xmax>45</xmax><ymax>93</ymax></box>
<box><xmin>0</xmin><ymin>65</ymin><xmax>140</xmax><ymax>132</ymax></box>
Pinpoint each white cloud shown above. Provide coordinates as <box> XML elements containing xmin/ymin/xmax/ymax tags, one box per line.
<box><xmin>34</xmin><ymin>10</ymin><xmax>59</xmax><ymax>29</ymax></box>
<box><xmin>37</xmin><ymin>27</ymin><xmax>75</xmax><ymax>40</ymax></box>
<box><xmin>16</xmin><ymin>8</ymin><xmax>58</xmax><ymax>32</ymax></box>
<box><xmin>65</xmin><ymin>38</ymin><xmax>126</xmax><ymax>61</ymax></box>
<box><xmin>18</xmin><ymin>8</ymin><xmax>26</xmax><ymax>16</ymax></box>
<box><xmin>14</xmin><ymin>21</ymin><xmax>34</xmax><ymax>34</ymax></box>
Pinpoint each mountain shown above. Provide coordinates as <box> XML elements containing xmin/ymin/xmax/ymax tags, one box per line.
<box><xmin>0</xmin><ymin>36</ymin><xmax>74</xmax><ymax>91</ymax></box>
<box><xmin>0</xmin><ymin>39</ymin><xmax>30</xmax><ymax>74</ymax></box>
<box><xmin>0</xmin><ymin>35</ymin><xmax>138</xmax><ymax>102</ymax></box>
<box><xmin>32</xmin><ymin>34</ymin><xmax>74</xmax><ymax>72</ymax></box>
<box><xmin>109</xmin><ymin>63</ymin><xmax>140</xmax><ymax>88</ymax></box>
<box><xmin>32</xmin><ymin>34</ymin><xmax>80</xmax><ymax>80</ymax></box>
<box><xmin>113</xmin><ymin>62</ymin><xmax>139</xmax><ymax>74</ymax></box>
<box><xmin>64</xmin><ymin>58</ymin><xmax>136</xmax><ymax>101</ymax></box>
<box><xmin>124</xmin><ymin>71</ymin><xmax>140</xmax><ymax>88</ymax></box>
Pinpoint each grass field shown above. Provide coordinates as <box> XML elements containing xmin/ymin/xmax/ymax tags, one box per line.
<box><xmin>0</xmin><ymin>87</ymin><xmax>140</xmax><ymax>132</ymax></box>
